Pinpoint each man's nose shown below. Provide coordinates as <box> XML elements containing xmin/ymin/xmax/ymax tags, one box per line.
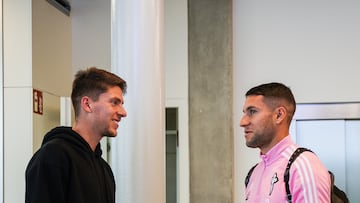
<box><xmin>239</xmin><ymin>115</ymin><xmax>248</xmax><ymax>127</ymax></box>
<box><xmin>119</xmin><ymin>107</ymin><xmax>127</xmax><ymax>117</ymax></box>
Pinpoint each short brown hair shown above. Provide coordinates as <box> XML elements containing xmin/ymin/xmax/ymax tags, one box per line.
<box><xmin>71</xmin><ymin>67</ymin><xmax>127</xmax><ymax>117</ymax></box>
<box><xmin>246</xmin><ymin>82</ymin><xmax>296</xmax><ymax>122</ymax></box>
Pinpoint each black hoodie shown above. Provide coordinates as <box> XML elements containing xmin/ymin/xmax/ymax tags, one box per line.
<box><xmin>25</xmin><ymin>127</ymin><xmax>115</xmax><ymax>203</ymax></box>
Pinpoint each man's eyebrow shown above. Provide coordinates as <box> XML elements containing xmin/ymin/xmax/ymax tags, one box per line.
<box><xmin>243</xmin><ymin>105</ymin><xmax>257</xmax><ymax>112</ymax></box>
<box><xmin>111</xmin><ymin>97</ymin><xmax>124</xmax><ymax>104</ymax></box>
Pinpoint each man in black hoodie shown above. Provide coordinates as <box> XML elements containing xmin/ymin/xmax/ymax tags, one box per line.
<box><xmin>25</xmin><ymin>67</ymin><xmax>127</xmax><ymax>203</ymax></box>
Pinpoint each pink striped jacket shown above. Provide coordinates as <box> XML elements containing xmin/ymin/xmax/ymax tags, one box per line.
<box><xmin>245</xmin><ymin>136</ymin><xmax>331</xmax><ymax>203</ymax></box>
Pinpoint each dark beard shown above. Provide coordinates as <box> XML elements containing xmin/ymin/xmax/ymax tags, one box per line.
<box><xmin>102</xmin><ymin>129</ymin><xmax>117</xmax><ymax>137</ymax></box>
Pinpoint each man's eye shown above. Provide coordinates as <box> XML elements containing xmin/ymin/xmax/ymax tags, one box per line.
<box><xmin>111</xmin><ymin>100</ymin><xmax>120</xmax><ymax>105</ymax></box>
<box><xmin>248</xmin><ymin>109</ymin><xmax>256</xmax><ymax>115</ymax></box>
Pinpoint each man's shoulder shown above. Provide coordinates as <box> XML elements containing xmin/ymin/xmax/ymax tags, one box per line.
<box><xmin>29</xmin><ymin>137</ymin><xmax>77</xmax><ymax>166</ymax></box>
<box><xmin>41</xmin><ymin>137</ymin><xmax>73</xmax><ymax>153</ymax></box>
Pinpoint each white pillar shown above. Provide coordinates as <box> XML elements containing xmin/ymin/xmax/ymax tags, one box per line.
<box><xmin>3</xmin><ymin>0</ymin><xmax>33</xmax><ymax>202</ymax></box>
<box><xmin>0</xmin><ymin>1</ymin><xmax>3</xmax><ymax>201</ymax></box>
<box><xmin>110</xmin><ymin>0</ymin><xmax>165</xmax><ymax>203</ymax></box>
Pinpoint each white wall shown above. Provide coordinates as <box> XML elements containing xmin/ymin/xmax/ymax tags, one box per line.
<box><xmin>165</xmin><ymin>0</ymin><xmax>189</xmax><ymax>202</ymax></box>
<box><xmin>71</xmin><ymin>0</ymin><xmax>111</xmax><ymax>74</ymax></box>
<box><xmin>0</xmin><ymin>1</ymin><xmax>3</xmax><ymax>201</ymax></box>
<box><xmin>32</xmin><ymin>92</ymin><xmax>61</xmax><ymax>151</ymax></box>
<box><xmin>32</xmin><ymin>0</ymin><xmax>72</xmax><ymax>96</ymax></box>
<box><xmin>32</xmin><ymin>0</ymin><xmax>73</xmax><ymax>152</ymax></box>
<box><xmin>234</xmin><ymin>1</ymin><xmax>360</xmax><ymax>202</ymax></box>
<box><xmin>3</xmin><ymin>1</ymin><xmax>32</xmax><ymax>202</ymax></box>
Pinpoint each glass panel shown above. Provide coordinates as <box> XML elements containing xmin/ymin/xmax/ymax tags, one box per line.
<box><xmin>166</xmin><ymin>108</ymin><xmax>178</xmax><ymax>203</ymax></box>
<box><xmin>295</xmin><ymin>120</ymin><xmax>346</xmax><ymax>189</ymax></box>
<box><xmin>345</xmin><ymin>120</ymin><xmax>360</xmax><ymax>202</ymax></box>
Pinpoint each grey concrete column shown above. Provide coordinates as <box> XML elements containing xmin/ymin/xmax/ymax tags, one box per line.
<box><xmin>188</xmin><ymin>0</ymin><xmax>233</xmax><ymax>203</ymax></box>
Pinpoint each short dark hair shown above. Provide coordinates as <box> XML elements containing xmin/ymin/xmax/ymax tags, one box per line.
<box><xmin>71</xmin><ymin>67</ymin><xmax>127</xmax><ymax>117</ymax></box>
<box><xmin>246</xmin><ymin>82</ymin><xmax>296</xmax><ymax>121</ymax></box>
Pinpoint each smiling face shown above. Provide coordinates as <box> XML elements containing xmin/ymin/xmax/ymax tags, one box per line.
<box><xmin>90</xmin><ymin>86</ymin><xmax>127</xmax><ymax>138</ymax></box>
<box><xmin>240</xmin><ymin>95</ymin><xmax>278</xmax><ymax>153</ymax></box>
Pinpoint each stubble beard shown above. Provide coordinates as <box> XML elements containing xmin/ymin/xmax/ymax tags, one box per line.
<box><xmin>246</xmin><ymin>133</ymin><xmax>261</xmax><ymax>148</ymax></box>
<box><xmin>102</xmin><ymin>124</ymin><xmax>118</xmax><ymax>138</ymax></box>
<box><xmin>246</xmin><ymin>124</ymin><xmax>275</xmax><ymax>150</ymax></box>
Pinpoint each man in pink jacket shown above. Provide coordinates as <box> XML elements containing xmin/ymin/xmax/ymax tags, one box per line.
<box><xmin>240</xmin><ymin>82</ymin><xmax>330</xmax><ymax>203</ymax></box>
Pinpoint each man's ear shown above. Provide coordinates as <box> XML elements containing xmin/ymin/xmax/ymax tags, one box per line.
<box><xmin>81</xmin><ymin>97</ymin><xmax>92</xmax><ymax>113</ymax></box>
<box><xmin>275</xmin><ymin>106</ymin><xmax>287</xmax><ymax>123</ymax></box>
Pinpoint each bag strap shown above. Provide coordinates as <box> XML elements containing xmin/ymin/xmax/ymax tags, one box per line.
<box><xmin>244</xmin><ymin>147</ymin><xmax>313</xmax><ymax>203</ymax></box>
<box><xmin>245</xmin><ymin>163</ymin><xmax>258</xmax><ymax>187</ymax></box>
<box><xmin>284</xmin><ymin>147</ymin><xmax>313</xmax><ymax>203</ymax></box>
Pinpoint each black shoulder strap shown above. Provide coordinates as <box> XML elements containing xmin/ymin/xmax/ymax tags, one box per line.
<box><xmin>284</xmin><ymin>147</ymin><xmax>313</xmax><ymax>203</ymax></box>
<box><xmin>245</xmin><ymin>163</ymin><xmax>258</xmax><ymax>187</ymax></box>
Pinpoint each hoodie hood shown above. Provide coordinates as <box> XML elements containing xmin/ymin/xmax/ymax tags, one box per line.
<box><xmin>41</xmin><ymin>126</ymin><xmax>102</xmax><ymax>157</ymax></box>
